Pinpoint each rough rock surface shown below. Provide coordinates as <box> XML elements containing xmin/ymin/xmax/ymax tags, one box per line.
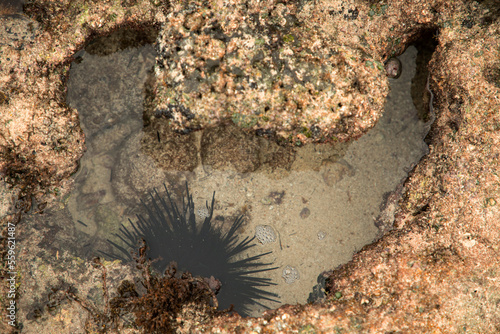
<box><xmin>1</xmin><ymin>0</ymin><xmax>500</xmax><ymax>333</ymax></box>
<box><xmin>152</xmin><ymin>0</ymin><xmax>390</xmax><ymax>143</ymax></box>
<box><xmin>200</xmin><ymin>122</ymin><xmax>262</xmax><ymax>173</ymax></box>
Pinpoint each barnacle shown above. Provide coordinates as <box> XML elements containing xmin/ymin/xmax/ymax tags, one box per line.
<box><xmin>385</xmin><ymin>57</ymin><xmax>402</xmax><ymax>78</ymax></box>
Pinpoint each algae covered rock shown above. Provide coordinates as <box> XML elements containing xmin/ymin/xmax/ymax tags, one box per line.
<box><xmin>152</xmin><ymin>0</ymin><xmax>389</xmax><ymax>143</ymax></box>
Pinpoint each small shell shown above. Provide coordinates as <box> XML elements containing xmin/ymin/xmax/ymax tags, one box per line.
<box><xmin>282</xmin><ymin>265</ymin><xmax>300</xmax><ymax>284</ymax></box>
<box><xmin>255</xmin><ymin>225</ymin><xmax>277</xmax><ymax>244</ymax></box>
<box><xmin>197</xmin><ymin>207</ymin><xmax>210</xmax><ymax>219</ymax></box>
<box><xmin>385</xmin><ymin>57</ymin><xmax>402</xmax><ymax>79</ymax></box>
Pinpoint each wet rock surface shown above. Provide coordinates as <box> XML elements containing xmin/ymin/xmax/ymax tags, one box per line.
<box><xmin>153</xmin><ymin>1</ymin><xmax>389</xmax><ymax>143</ymax></box>
<box><xmin>1</xmin><ymin>0</ymin><xmax>500</xmax><ymax>333</ymax></box>
<box><xmin>141</xmin><ymin>118</ymin><xmax>199</xmax><ymax>172</ymax></box>
<box><xmin>200</xmin><ymin>122</ymin><xmax>262</xmax><ymax>173</ymax></box>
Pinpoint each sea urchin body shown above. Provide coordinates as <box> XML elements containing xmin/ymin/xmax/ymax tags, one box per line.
<box><xmin>105</xmin><ymin>183</ymin><xmax>279</xmax><ymax>316</ymax></box>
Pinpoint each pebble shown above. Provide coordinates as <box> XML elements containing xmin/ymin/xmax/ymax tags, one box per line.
<box><xmin>385</xmin><ymin>57</ymin><xmax>402</xmax><ymax>79</ymax></box>
<box><xmin>320</xmin><ymin>159</ymin><xmax>354</xmax><ymax>186</ymax></box>
<box><xmin>299</xmin><ymin>207</ymin><xmax>310</xmax><ymax>219</ymax></box>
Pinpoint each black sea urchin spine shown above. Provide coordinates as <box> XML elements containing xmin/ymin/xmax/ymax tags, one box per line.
<box><xmin>103</xmin><ymin>183</ymin><xmax>279</xmax><ymax>316</ymax></box>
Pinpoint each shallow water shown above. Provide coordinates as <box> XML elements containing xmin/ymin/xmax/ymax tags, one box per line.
<box><xmin>62</xmin><ymin>43</ymin><xmax>429</xmax><ymax>316</ymax></box>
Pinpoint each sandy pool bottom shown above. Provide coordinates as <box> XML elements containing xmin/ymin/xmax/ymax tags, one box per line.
<box><xmin>63</xmin><ymin>44</ymin><xmax>428</xmax><ymax>316</ymax></box>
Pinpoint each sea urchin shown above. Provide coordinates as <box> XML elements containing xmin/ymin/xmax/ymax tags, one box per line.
<box><xmin>105</xmin><ymin>183</ymin><xmax>279</xmax><ymax>316</ymax></box>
